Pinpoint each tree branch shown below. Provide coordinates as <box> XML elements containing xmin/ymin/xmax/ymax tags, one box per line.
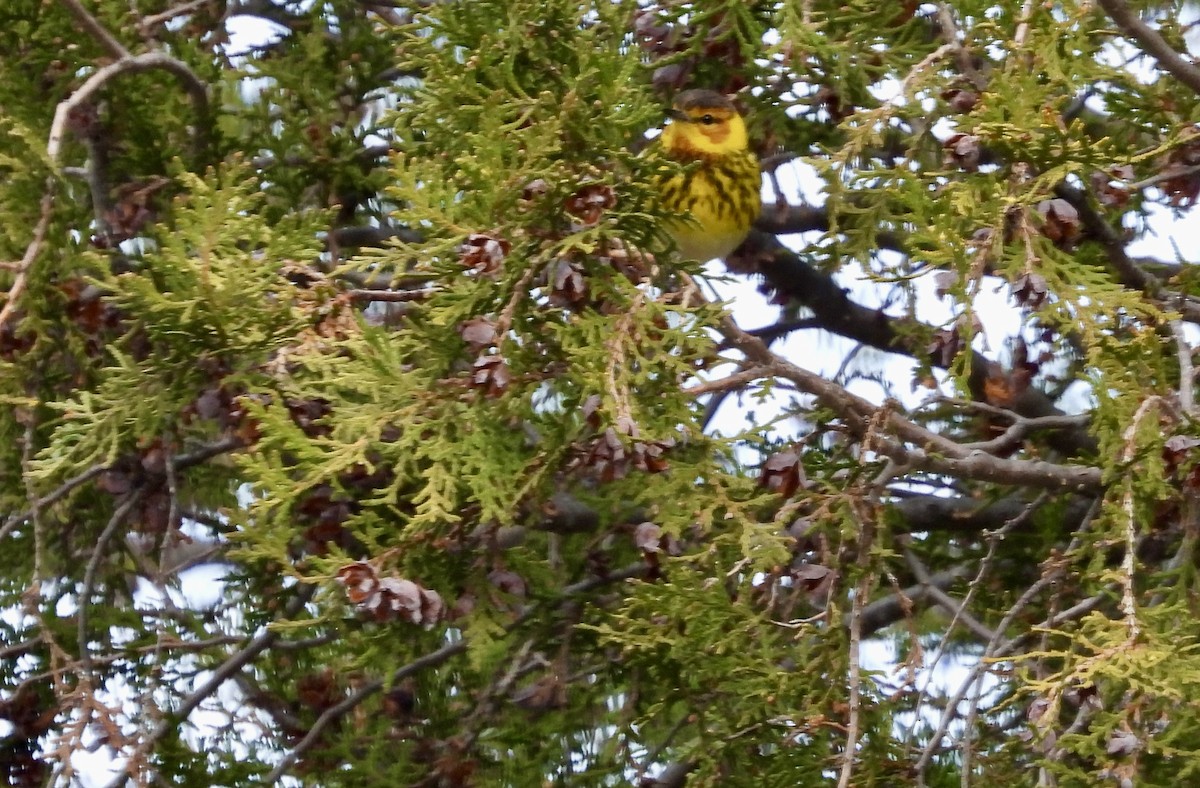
<box><xmin>754</xmin><ymin>202</ymin><xmax>907</xmax><ymax>253</ymax></box>
<box><xmin>330</xmin><ymin>224</ymin><xmax>424</xmax><ymax>248</ymax></box>
<box><xmin>1055</xmin><ymin>182</ymin><xmax>1200</xmax><ymax>322</ymax></box>
<box><xmin>58</xmin><ymin>0</ymin><xmax>131</xmax><ymax>60</ymax></box>
<box><xmin>912</xmin><ymin>495</ymin><xmax>1101</xmax><ymax>781</ymax></box>
<box><xmin>2</xmin><ymin>436</ymin><xmax>245</xmax><ymax>546</ymax></box>
<box><xmin>6</xmin><ymin>51</ymin><xmax>212</xmax><ymax>333</ymax></box>
<box><xmin>890</xmin><ymin>492</ymin><xmax>1095</xmax><ymax>536</ymax></box>
<box><xmin>261</xmin><ymin>638</ymin><xmax>466</xmax><ymax>783</ymax></box>
<box><xmin>901</xmin><ymin>549</ymin><xmax>995</xmax><ymax>641</ymax></box>
<box><xmin>172</xmin><ymin>435</ymin><xmax>246</xmax><ymax>468</ymax></box>
<box><xmin>263</xmin><ymin>562</ymin><xmax>653</xmax><ymax>783</ymax></box>
<box><xmin>718</xmin><ymin>316</ymin><xmax>1104</xmax><ymax>490</ymax></box>
<box><xmin>1096</xmin><ymin>0</ymin><xmax>1200</xmax><ymax>97</ymax></box>
<box><xmin>102</xmin><ymin>583</ymin><xmax>317</xmax><ymax>788</ymax></box>
<box><xmin>1</xmin><ymin>464</ymin><xmax>105</xmax><ymax>541</ymax></box>
<box><xmin>859</xmin><ymin>565</ymin><xmax>972</xmax><ymax>635</ymax></box>
<box><xmin>47</xmin><ymin>52</ymin><xmax>210</xmax><ymax>165</ymax></box>
<box><xmin>77</xmin><ymin>491</ymin><xmax>144</xmax><ymax>677</ymax></box>
<box><xmin>136</xmin><ymin>0</ymin><xmax>214</xmax><ymax>34</ymax></box>
<box><xmin>730</xmin><ymin>230</ymin><xmax>1100</xmax><ymax>458</ymax></box>
<box><xmin>0</xmin><ymin>189</ymin><xmax>55</xmax><ymax>336</ymax></box>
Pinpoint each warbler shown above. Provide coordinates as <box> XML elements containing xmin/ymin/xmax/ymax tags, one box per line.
<box><xmin>657</xmin><ymin>89</ymin><xmax>761</xmax><ymax>261</ymax></box>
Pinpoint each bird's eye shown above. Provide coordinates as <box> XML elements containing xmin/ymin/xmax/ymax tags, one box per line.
<box><xmin>700</xmin><ymin>114</ymin><xmax>716</xmax><ymax>125</ymax></box>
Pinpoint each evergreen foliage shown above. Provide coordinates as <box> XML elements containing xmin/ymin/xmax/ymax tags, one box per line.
<box><xmin>2</xmin><ymin>0</ymin><xmax>1200</xmax><ymax>785</ymax></box>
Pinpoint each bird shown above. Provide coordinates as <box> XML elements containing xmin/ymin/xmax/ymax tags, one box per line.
<box><xmin>656</xmin><ymin>89</ymin><xmax>761</xmax><ymax>262</ymax></box>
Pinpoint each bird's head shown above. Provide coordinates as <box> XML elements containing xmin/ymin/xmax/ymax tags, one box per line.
<box><xmin>659</xmin><ymin>89</ymin><xmax>749</xmax><ymax>159</ymax></box>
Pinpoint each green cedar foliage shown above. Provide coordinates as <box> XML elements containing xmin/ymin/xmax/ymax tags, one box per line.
<box><xmin>2</xmin><ymin>1</ymin><xmax>1200</xmax><ymax>786</ymax></box>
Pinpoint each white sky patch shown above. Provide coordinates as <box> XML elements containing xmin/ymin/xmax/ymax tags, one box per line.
<box><xmin>225</xmin><ymin>11</ymin><xmax>291</xmax><ymax>57</ymax></box>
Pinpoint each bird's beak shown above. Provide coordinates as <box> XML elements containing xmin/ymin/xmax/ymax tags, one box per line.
<box><xmin>665</xmin><ymin>108</ymin><xmax>687</xmax><ymax>122</ymax></box>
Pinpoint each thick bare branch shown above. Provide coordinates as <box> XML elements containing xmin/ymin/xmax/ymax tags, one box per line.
<box><xmin>731</xmin><ymin>230</ymin><xmax>1100</xmax><ymax>458</ymax></box>
<box><xmin>754</xmin><ymin>202</ymin><xmax>907</xmax><ymax>253</ymax></box>
<box><xmin>1096</xmin><ymin>0</ymin><xmax>1200</xmax><ymax>97</ymax></box>
<box><xmin>718</xmin><ymin>317</ymin><xmax>1104</xmax><ymax>490</ymax></box>
<box><xmin>890</xmin><ymin>492</ymin><xmax>1095</xmax><ymax>536</ymax></box>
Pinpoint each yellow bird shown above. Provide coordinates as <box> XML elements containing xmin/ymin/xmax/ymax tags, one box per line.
<box><xmin>657</xmin><ymin>89</ymin><xmax>761</xmax><ymax>261</ymax></box>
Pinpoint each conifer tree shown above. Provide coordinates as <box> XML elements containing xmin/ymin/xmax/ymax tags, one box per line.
<box><xmin>3</xmin><ymin>1</ymin><xmax>1200</xmax><ymax>785</ymax></box>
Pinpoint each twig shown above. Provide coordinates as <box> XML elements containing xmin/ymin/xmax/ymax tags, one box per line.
<box><xmin>684</xmin><ymin>365</ymin><xmax>771</xmax><ymax>397</ymax></box>
<box><xmin>644</xmin><ymin>761</ymin><xmax>694</xmax><ymax>788</ymax></box>
<box><xmin>922</xmin><ymin>395</ymin><xmax>1093</xmax><ymax>448</ymax></box>
<box><xmin>896</xmin><ymin>43</ymin><xmax>960</xmax><ymax>100</ymax></box>
<box><xmin>950</xmin><ymin>494</ymin><xmax>1053</xmax><ymax>778</ymax></box>
<box><xmin>1012</xmin><ymin>0</ymin><xmax>1037</xmax><ymax>50</ymax></box>
<box><xmin>838</xmin><ymin>509</ymin><xmax>875</xmax><ymax>788</ymax></box>
<box><xmin>459</xmin><ymin>639</ymin><xmax>536</xmax><ymax>750</ymax></box>
<box><xmin>8</xmin><ymin>49</ymin><xmax>211</xmax><ymax>330</ymax></box>
<box><xmin>745</xmin><ymin>317</ymin><xmax>823</xmax><ymax>343</ymax></box>
<box><xmin>261</xmin><ymin>637</ymin><xmax>466</xmax><ymax>784</ymax></box>
<box><xmin>858</xmin><ymin>566</ymin><xmax>973</xmax><ymax>635</ymax></box>
<box><xmin>137</xmin><ymin>0</ymin><xmax>214</xmax><ymax>33</ymax></box>
<box><xmin>102</xmin><ymin>583</ymin><xmax>316</xmax><ymax>788</ymax></box>
<box><xmin>961</xmin><ymin>412</ymin><xmax>1093</xmax><ymax>454</ymax></box>
<box><xmin>635</xmin><ymin>714</ymin><xmax>691</xmax><ymax>782</ymax></box>
<box><xmin>1053</xmin><ymin>183</ymin><xmax>1160</xmax><ymax>299</ymax></box>
<box><xmin>1118</xmin><ymin>397</ymin><xmax>1160</xmax><ymax>640</ymax></box>
<box><xmin>1</xmin><ymin>463</ymin><xmax>107</xmax><ymax>542</ymax></box>
<box><xmin>136</xmin><ymin>430</ymin><xmax>187</xmax><ymax>752</ymax></box>
<box><xmin>330</xmin><ymin>223</ymin><xmax>424</xmax><ymax>248</ymax></box>
<box><xmin>347</xmin><ymin>287</ymin><xmax>437</xmax><ymax>303</ymax></box>
<box><xmin>2</xmin><ymin>437</ymin><xmax>240</xmax><ymax>544</ymax></box>
<box><xmin>1126</xmin><ymin>161</ymin><xmax>1200</xmax><ymax>191</ymax></box>
<box><xmin>494</xmin><ymin>265</ymin><xmax>537</xmax><ymax>338</ymax></box>
<box><xmin>159</xmin><ymin>433</ymin><xmax>182</xmax><ymax>580</ymax></box>
<box><xmin>1044</xmin><ymin>702</ymin><xmax>1098</xmax><ymax>771</ymax></box>
<box><xmin>172</xmin><ymin>434</ymin><xmax>245</xmax><ymax>467</ymax></box>
<box><xmin>933</xmin><ymin>5</ymin><xmax>970</xmax><ymax>76</ymax></box>
<box><xmin>0</xmin><ymin>189</ymin><xmax>54</xmax><ymax>335</ymax></box>
<box><xmin>1150</xmin><ymin>490</ymin><xmax>1200</xmax><ymax>607</ymax></box>
<box><xmin>914</xmin><ymin>575</ymin><xmax>1058</xmax><ymax>783</ymax></box>
<box><xmin>913</xmin><ymin>499</ymin><xmax>1100</xmax><ymax>783</ymax></box>
<box><xmin>81</xmin><ymin>125</ymin><xmax>114</xmax><ymax>243</ymax></box>
<box><xmin>735</xmin><ymin>230</ymin><xmax>1100</xmax><ymax>457</ymax></box>
<box><xmin>902</xmin><ymin>549</ymin><xmax>995</xmax><ymax>641</ymax></box>
<box><xmin>172</xmin><ymin>584</ymin><xmax>314</xmax><ymax>723</ymax></box>
<box><xmin>78</xmin><ymin>491</ymin><xmax>145</xmax><ymax>677</ymax></box>
<box><xmin>14</xmin><ymin>635</ymin><xmax>248</xmax><ymax>688</ymax></box>
<box><xmin>0</xmin><ymin>636</ymin><xmax>43</xmax><ymax>660</ymax></box>
<box><xmin>752</xmin><ymin>203</ymin><xmax>907</xmax><ymax>254</ymax></box>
